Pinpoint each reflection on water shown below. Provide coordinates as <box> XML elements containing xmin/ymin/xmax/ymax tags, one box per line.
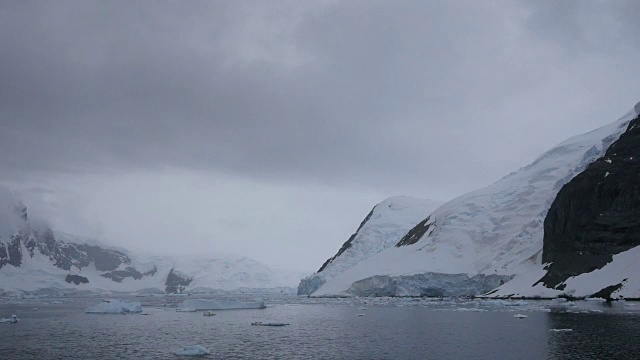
<box><xmin>0</xmin><ymin>296</ymin><xmax>639</xmax><ymax>359</ymax></box>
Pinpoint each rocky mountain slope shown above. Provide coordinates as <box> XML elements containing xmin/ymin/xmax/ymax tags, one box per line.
<box><xmin>307</xmin><ymin>101</ymin><xmax>640</xmax><ymax>299</ymax></box>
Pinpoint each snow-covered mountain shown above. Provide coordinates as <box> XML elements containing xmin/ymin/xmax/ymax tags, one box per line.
<box><xmin>298</xmin><ymin>196</ymin><xmax>443</xmax><ymax>295</ymax></box>
<box><xmin>307</xmin><ymin>101</ymin><xmax>640</xmax><ymax>299</ymax></box>
<box><xmin>0</xmin><ymin>196</ymin><xmax>301</xmax><ymax>294</ymax></box>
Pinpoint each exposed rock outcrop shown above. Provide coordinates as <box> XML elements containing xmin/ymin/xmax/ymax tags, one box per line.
<box><xmin>540</xmin><ymin>114</ymin><xmax>640</xmax><ymax>288</ymax></box>
<box><xmin>165</xmin><ymin>268</ymin><xmax>193</xmax><ymax>294</ymax></box>
<box><xmin>65</xmin><ymin>274</ymin><xmax>89</xmax><ymax>285</ymax></box>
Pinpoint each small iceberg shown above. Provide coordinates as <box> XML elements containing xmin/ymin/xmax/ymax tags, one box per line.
<box><xmin>549</xmin><ymin>329</ymin><xmax>573</xmax><ymax>332</ymax></box>
<box><xmin>513</xmin><ymin>314</ymin><xmax>528</xmax><ymax>319</ymax></box>
<box><xmin>179</xmin><ymin>299</ymin><xmax>266</xmax><ymax>311</ymax></box>
<box><xmin>0</xmin><ymin>315</ymin><xmax>18</xmax><ymax>323</ymax></box>
<box><xmin>85</xmin><ymin>300</ymin><xmax>143</xmax><ymax>314</ymax></box>
<box><xmin>251</xmin><ymin>322</ymin><xmax>289</xmax><ymax>327</ymax></box>
<box><xmin>357</xmin><ymin>313</ymin><xmax>366</xmax><ymax>316</ymax></box>
<box><xmin>174</xmin><ymin>345</ymin><xmax>210</xmax><ymax>356</ymax></box>
<box><xmin>176</xmin><ymin>307</ymin><xmax>197</xmax><ymax>313</ymax></box>
<box><xmin>358</xmin><ymin>307</ymin><xmax>367</xmax><ymax>310</ymax></box>
<box><xmin>203</xmin><ymin>311</ymin><xmax>216</xmax><ymax>317</ymax></box>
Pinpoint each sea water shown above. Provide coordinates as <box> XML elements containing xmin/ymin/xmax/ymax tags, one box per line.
<box><xmin>1</xmin><ymin>295</ymin><xmax>639</xmax><ymax>359</ymax></box>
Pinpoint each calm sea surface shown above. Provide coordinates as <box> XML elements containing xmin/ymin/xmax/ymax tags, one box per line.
<box><xmin>1</xmin><ymin>295</ymin><xmax>639</xmax><ymax>359</ymax></box>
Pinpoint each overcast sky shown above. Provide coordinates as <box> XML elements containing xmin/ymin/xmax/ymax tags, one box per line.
<box><xmin>1</xmin><ymin>0</ymin><xmax>639</xmax><ymax>271</ymax></box>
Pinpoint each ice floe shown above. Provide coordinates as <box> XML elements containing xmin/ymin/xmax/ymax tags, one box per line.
<box><xmin>174</xmin><ymin>345</ymin><xmax>210</xmax><ymax>356</ymax></box>
<box><xmin>0</xmin><ymin>315</ymin><xmax>18</xmax><ymax>323</ymax></box>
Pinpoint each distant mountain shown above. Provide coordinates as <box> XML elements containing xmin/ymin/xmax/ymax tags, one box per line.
<box><xmin>298</xmin><ymin>196</ymin><xmax>443</xmax><ymax>295</ymax></box>
<box><xmin>0</xmin><ymin>197</ymin><xmax>302</xmax><ymax>294</ymax></box>
<box><xmin>306</xmin><ymin>101</ymin><xmax>640</xmax><ymax>299</ymax></box>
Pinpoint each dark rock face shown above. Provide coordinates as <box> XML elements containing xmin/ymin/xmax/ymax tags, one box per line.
<box><xmin>396</xmin><ymin>216</ymin><xmax>432</xmax><ymax>247</ymax></box>
<box><xmin>65</xmin><ymin>274</ymin><xmax>89</xmax><ymax>285</ymax></box>
<box><xmin>102</xmin><ymin>266</ymin><xmax>158</xmax><ymax>283</ymax></box>
<box><xmin>317</xmin><ymin>207</ymin><xmax>375</xmax><ymax>273</ymax></box>
<box><xmin>165</xmin><ymin>269</ymin><xmax>193</xmax><ymax>294</ymax></box>
<box><xmin>539</xmin><ymin>114</ymin><xmax>640</xmax><ymax>289</ymax></box>
<box><xmin>7</xmin><ymin>235</ymin><xmax>23</xmax><ymax>267</ymax></box>
<box><xmin>0</xmin><ymin>243</ymin><xmax>7</xmax><ymax>268</ymax></box>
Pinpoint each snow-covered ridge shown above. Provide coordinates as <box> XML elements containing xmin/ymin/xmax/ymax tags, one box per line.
<box><xmin>0</xmin><ymin>198</ymin><xmax>304</xmax><ymax>294</ymax></box>
<box><xmin>298</xmin><ymin>196</ymin><xmax>443</xmax><ymax>295</ymax></box>
<box><xmin>310</xmin><ymin>102</ymin><xmax>640</xmax><ymax>297</ymax></box>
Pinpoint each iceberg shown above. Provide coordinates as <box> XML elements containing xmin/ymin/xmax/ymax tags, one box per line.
<box><xmin>85</xmin><ymin>300</ymin><xmax>143</xmax><ymax>314</ymax></box>
<box><xmin>176</xmin><ymin>307</ymin><xmax>197</xmax><ymax>313</ymax></box>
<box><xmin>174</xmin><ymin>345</ymin><xmax>210</xmax><ymax>356</ymax></box>
<box><xmin>251</xmin><ymin>322</ymin><xmax>289</xmax><ymax>326</ymax></box>
<box><xmin>178</xmin><ymin>299</ymin><xmax>266</xmax><ymax>311</ymax></box>
<box><xmin>0</xmin><ymin>315</ymin><xmax>18</xmax><ymax>323</ymax></box>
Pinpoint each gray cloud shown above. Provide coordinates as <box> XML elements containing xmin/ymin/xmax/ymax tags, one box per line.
<box><xmin>2</xmin><ymin>1</ymin><xmax>639</xmax><ymax>199</ymax></box>
<box><xmin>1</xmin><ymin>1</ymin><xmax>640</xmax><ymax>269</ymax></box>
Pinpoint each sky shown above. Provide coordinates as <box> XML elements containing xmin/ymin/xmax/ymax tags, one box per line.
<box><xmin>1</xmin><ymin>0</ymin><xmax>639</xmax><ymax>271</ymax></box>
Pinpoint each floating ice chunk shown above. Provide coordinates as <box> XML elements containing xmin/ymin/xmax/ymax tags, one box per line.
<box><xmin>549</xmin><ymin>329</ymin><xmax>573</xmax><ymax>332</ymax></box>
<box><xmin>174</xmin><ymin>345</ymin><xmax>210</xmax><ymax>356</ymax></box>
<box><xmin>0</xmin><ymin>315</ymin><xmax>18</xmax><ymax>323</ymax></box>
<box><xmin>203</xmin><ymin>311</ymin><xmax>216</xmax><ymax>316</ymax></box>
<box><xmin>179</xmin><ymin>299</ymin><xmax>266</xmax><ymax>311</ymax></box>
<box><xmin>513</xmin><ymin>314</ymin><xmax>528</xmax><ymax>318</ymax></box>
<box><xmin>176</xmin><ymin>308</ymin><xmax>197</xmax><ymax>313</ymax></box>
<box><xmin>251</xmin><ymin>322</ymin><xmax>289</xmax><ymax>326</ymax></box>
<box><xmin>357</xmin><ymin>313</ymin><xmax>366</xmax><ymax>316</ymax></box>
<box><xmin>358</xmin><ymin>307</ymin><xmax>367</xmax><ymax>310</ymax></box>
<box><xmin>85</xmin><ymin>300</ymin><xmax>142</xmax><ymax>314</ymax></box>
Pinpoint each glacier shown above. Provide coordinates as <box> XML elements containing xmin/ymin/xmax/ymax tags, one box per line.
<box><xmin>309</xmin><ymin>102</ymin><xmax>640</xmax><ymax>299</ymax></box>
<box><xmin>298</xmin><ymin>196</ymin><xmax>443</xmax><ymax>295</ymax></box>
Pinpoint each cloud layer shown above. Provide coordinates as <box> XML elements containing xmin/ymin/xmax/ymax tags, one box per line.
<box><xmin>1</xmin><ymin>1</ymin><xmax>639</xmax><ymax>269</ymax></box>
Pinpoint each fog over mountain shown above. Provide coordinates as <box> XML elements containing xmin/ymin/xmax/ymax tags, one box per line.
<box><xmin>1</xmin><ymin>0</ymin><xmax>639</xmax><ymax>271</ymax></box>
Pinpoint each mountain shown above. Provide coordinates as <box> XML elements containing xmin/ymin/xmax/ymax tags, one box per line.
<box><xmin>0</xmin><ymin>197</ymin><xmax>301</xmax><ymax>294</ymax></box>
<box><xmin>307</xmin><ymin>101</ymin><xmax>640</xmax><ymax>299</ymax></box>
<box><xmin>298</xmin><ymin>196</ymin><xmax>443</xmax><ymax>295</ymax></box>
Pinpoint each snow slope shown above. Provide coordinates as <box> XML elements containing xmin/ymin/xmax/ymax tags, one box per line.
<box><xmin>312</xmin><ymin>103</ymin><xmax>640</xmax><ymax>297</ymax></box>
<box><xmin>298</xmin><ymin>196</ymin><xmax>443</xmax><ymax>295</ymax></box>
